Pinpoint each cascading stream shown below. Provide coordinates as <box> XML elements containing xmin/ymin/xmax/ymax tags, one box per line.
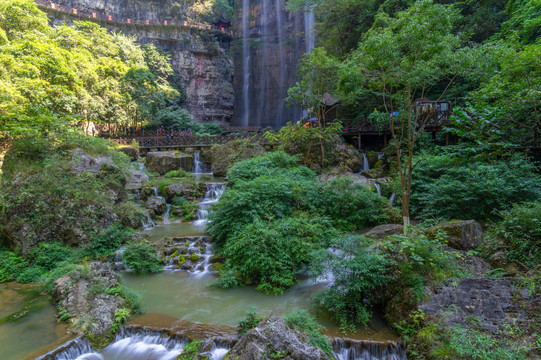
<box><xmin>153</xmin><ymin>188</ymin><xmax>171</xmax><ymax>225</ymax></box>
<box><xmin>194</xmin><ymin>183</ymin><xmax>226</xmax><ymax>224</ymax></box>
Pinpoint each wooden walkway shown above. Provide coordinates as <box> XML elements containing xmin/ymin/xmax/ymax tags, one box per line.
<box><xmin>34</xmin><ymin>0</ymin><xmax>234</xmax><ymax>37</ymax></box>
<box><xmin>108</xmin><ymin>133</ymin><xmax>266</xmax><ymax>149</ymax></box>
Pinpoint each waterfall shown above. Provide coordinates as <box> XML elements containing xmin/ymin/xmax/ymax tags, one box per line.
<box><xmin>194</xmin><ymin>183</ymin><xmax>226</xmax><ymax>224</ymax></box>
<box><xmin>192</xmin><ymin>150</ymin><xmax>212</xmax><ymax>174</ymax></box>
<box><xmin>368</xmin><ymin>179</ymin><xmax>381</xmax><ymax>196</ymax></box>
<box><xmin>153</xmin><ymin>188</ymin><xmax>171</xmax><ymax>225</ymax></box>
<box><xmin>362</xmin><ymin>154</ymin><xmax>370</xmax><ymax>171</ymax></box>
<box><xmin>241</xmin><ymin>0</ymin><xmax>250</xmax><ymax>127</ymax></box>
<box><xmin>275</xmin><ymin>0</ymin><xmax>286</xmax><ymax>126</ymax></box>
<box><xmin>304</xmin><ymin>9</ymin><xmax>315</xmax><ymax>53</ymax></box>
<box><xmin>332</xmin><ymin>339</ymin><xmax>407</xmax><ymax>360</ymax></box>
<box><xmin>142</xmin><ymin>212</ymin><xmax>156</xmax><ymax>230</ymax></box>
<box><xmin>389</xmin><ymin>193</ymin><xmax>397</xmax><ymax>206</ymax></box>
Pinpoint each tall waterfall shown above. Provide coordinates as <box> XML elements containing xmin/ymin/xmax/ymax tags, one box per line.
<box><xmin>235</xmin><ymin>0</ymin><xmax>312</xmax><ymax>129</ymax></box>
<box><xmin>241</xmin><ymin>0</ymin><xmax>250</xmax><ymax>127</ymax></box>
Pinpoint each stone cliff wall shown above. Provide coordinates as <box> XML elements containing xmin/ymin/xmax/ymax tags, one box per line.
<box><xmin>40</xmin><ymin>2</ymin><xmax>234</xmax><ymax>124</ymax></box>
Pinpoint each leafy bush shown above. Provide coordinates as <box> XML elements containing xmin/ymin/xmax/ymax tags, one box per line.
<box><xmin>123</xmin><ymin>242</ymin><xmax>162</xmax><ymax>275</ymax></box>
<box><xmin>86</xmin><ymin>224</ymin><xmax>133</xmax><ymax>258</ymax></box>
<box><xmin>0</xmin><ymin>250</ymin><xmax>27</xmax><ymax>282</ymax></box>
<box><xmin>284</xmin><ymin>309</ymin><xmax>333</xmax><ymax>355</ymax></box>
<box><xmin>410</xmin><ymin>154</ymin><xmax>541</xmax><ymax>221</ymax></box>
<box><xmin>178</xmin><ymin>339</ymin><xmax>203</xmax><ymax>360</ymax></box>
<box><xmin>307</xmin><ymin>176</ymin><xmax>388</xmax><ymax>231</ymax></box>
<box><xmin>492</xmin><ymin>202</ymin><xmax>541</xmax><ymax>267</ymax></box>
<box><xmin>217</xmin><ymin>214</ymin><xmax>338</xmax><ymax>294</ymax></box>
<box><xmin>238</xmin><ymin>306</ymin><xmax>263</xmax><ymax>336</ymax></box>
<box><xmin>27</xmin><ymin>242</ymin><xmax>74</xmax><ymax>271</ymax></box>
<box><xmin>164</xmin><ymin>169</ymin><xmax>193</xmax><ymax>178</ymax></box>
<box><xmin>311</xmin><ymin>236</ymin><xmax>391</xmax><ymax>332</ymax></box>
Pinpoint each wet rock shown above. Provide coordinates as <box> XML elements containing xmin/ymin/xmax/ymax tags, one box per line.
<box><xmin>489</xmin><ymin>251</ymin><xmax>508</xmax><ymax>268</ymax></box>
<box><xmin>228</xmin><ymin>316</ymin><xmax>330</xmax><ymax>360</ymax></box>
<box><xmin>365</xmin><ymin>224</ymin><xmax>404</xmax><ymax>240</ymax></box>
<box><xmin>145</xmin><ymin>197</ymin><xmax>166</xmax><ymax>217</ymax></box>
<box><xmin>164</xmin><ymin>183</ymin><xmax>203</xmax><ymax>202</ymax></box>
<box><xmin>429</xmin><ymin>220</ymin><xmax>483</xmax><ymax>251</ymax></box>
<box><xmin>117</xmin><ymin>146</ymin><xmax>139</xmax><ymax>161</ymax></box>
<box><xmin>210</xmin><ymin>255</ymin><xmax>226</xmax><ymax>264</ymax></box>
<box><xmin>419</xmin><ymin>277</ymin><xmax>538</xmax><ymax>335</ymax></box>
<box><xmin>125</xmin><ymin>169</ymin><xmax>149</xmax><ymax>191</ymax></box>
<box><xmin>52</xmin><ymin>262</ymin><xmax>124</xmax><ymax>338</ymax></box>
<box><xmin>145</xmin><ymin>151</ymin><xmax>192</xmax><ymax>175</ymax></box>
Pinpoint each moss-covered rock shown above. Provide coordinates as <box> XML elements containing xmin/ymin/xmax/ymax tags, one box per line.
<box><xmin>191</xmin><ymin>253</ymin><xmax>199</xmax><ymax>262</ymax></box>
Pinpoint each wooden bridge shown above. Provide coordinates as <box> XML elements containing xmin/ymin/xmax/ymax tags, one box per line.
<box><xmin>108</xmin><ymin>133</ymin><xmax>267</xmax><ymax>151</ymax></box>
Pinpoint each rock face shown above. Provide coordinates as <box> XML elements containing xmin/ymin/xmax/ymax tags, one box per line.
<box><xmin>210</xmin><ymin>139</ymin><xmax>266</xmax><ymax>177</ymax></box>
<box><xmin>145</xmin><ymin>151</ymin><xmax>193</xmax><ymax>175</ymax></box>
<box><xmin>164</xmin><ymin>182</ymin><xmax>205</xmax><ymax>202</ymax></box>
<box><xmin>430</xmin><ymin>220</ymin><xmax>484</xmax><ymax>250</ymax></box>
<box><xmin>44</xmin><ymin>2</ymin><xmax>234</xmax><ymax>123</ymax></box>
<box><xmin>420</xmin><ymin>277</ymin><xmax>539</xmax><ymax>335</ymax></box>
<box><xmin>145</xmin><ymin>196</ymin><xmax>166</xmax><ymax>218</ymax></box>
<box><xmin>125</xmin><ymin>169</ymin><xmax>149</xmax><ymax>191</ymax></box>
<box><xmin>228</xmin><ymin>317</ymin><xmax>330</xmax><ymax>360</ymax></box>
<box><xmin>117</xmin><ymin>145</ymin><xmax>139</xmax><ymax>161</ymax></box>
<box><xmin>53</xmin><ymin>262</ymin><xmax>125</xmax><ymax>338</ymax></box>
<box><xmin>365</xmin><ymin>224</ymin><xmax>404</xmax><ymax>239</ymax></box>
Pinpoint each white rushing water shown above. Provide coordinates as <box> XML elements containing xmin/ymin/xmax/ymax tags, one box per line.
<box><xmin>241</xmin><ymin>0</ymin><xmax>250</xmax><ymax>127</ymax></box>
<box><xmin>194</xmin><ymin>183</ymin><xmax>226</xmax><ymax>225</ymax></box>
<box><xmin>362</xmin><ymin>153</ymin><xmax>370</xmax><ymax>171</ymax></box>
<box><xmin>192</xmin><ymin>150</ymin><xmax>212</xmax><ymax>175</ymax></box>
<box><xmin>153</xmin><ymin>188</ymin><xmax>171</xmax><ymax>224</ymax></box>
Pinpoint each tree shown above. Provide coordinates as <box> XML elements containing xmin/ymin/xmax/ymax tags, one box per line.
<box><xmin>338</xmin><ymin>0</ymin><xmax>478</xmax><ymax>225</ymax></box>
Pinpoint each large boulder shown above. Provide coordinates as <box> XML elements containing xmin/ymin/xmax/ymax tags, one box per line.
<box><xmin>53</xmin><ymin>262</ymin><xmax>125</xmax><ymax>338</ymax></box>
<box><xmin>227</xmin><ymin>317</ymin><xmax>330</xmax><ymax>360</ymax></box>
<box><xmin>145</xmin><ymin>151</ymin><xmax>193</xmax><ymax>175</ymax></box>
<box><xmin>164</xmin><ymin>182</ymin><xmax>205</xmax><ymax>202</ymax></box>
<box><xmin>365</xmin><ymin>224</ymin><xmax>404</xmax><ymax>239</ymax></box>
<box><xmin>125</xmin><ymin>169</ymin><xmax>149</xmax><ymax>191</ymax></box>
<box><xmin>145</xmin><ymin>196</ymin><xmax>165</xmax><ymax>218</ymax></box>
<box><xmin>419</xmin><ymin>277</ymin><xmax>539</xmax><ymax>335</ymax></box>
<box><xmin>210</xmin><ymin>140</ymin><xmax>266</xmax><ymax>177</ymax></box>
<box><xmin>116</xmin><ymin>145</ymin><xmax>139</xmax><ymax>161</ymax></box>
<box><xmin>429</xmin><ymin>220</ymin><xmax>483</xmax><ymax>251</ymax></box>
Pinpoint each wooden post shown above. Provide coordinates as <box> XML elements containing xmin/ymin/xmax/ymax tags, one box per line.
<box><xmin>446</xmin><ymin>133</ymin><xmax>450</xmax><ymax>146</ymax></box>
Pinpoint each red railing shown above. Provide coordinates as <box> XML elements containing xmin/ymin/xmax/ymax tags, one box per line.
<box><xmin>109</xmin><ymin>133</ymin><xmax>266</xmax><ymax>148</ymax></box>
<box><xmin>34</xmin><ymin>0</ymin><xmax>234</xmax><ymax>36</ymax></box>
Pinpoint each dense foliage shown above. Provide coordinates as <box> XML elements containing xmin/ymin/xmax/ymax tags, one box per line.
<box><xmin>123</xmin><ymin>242</ymin><xmax>162</xmax><ymax>275</ymax></box>
<box><xmin>209</xmin><ymin>152</ymin><xmax>389</xmax><ymax>293</ymax></box>
<box><xmin>409</xmin><ymin>153</ymin><xmax>541</xmax><ymax>221</ymax></box>
<box><xmin>311</xmin><ymin>236</ymin><xmax>391</xmax><ymax>331</ymax></box>
<box><xmin>0</xmin><ymin>0</ymin><xmax>201</xmax><ymax>138</ymax></box>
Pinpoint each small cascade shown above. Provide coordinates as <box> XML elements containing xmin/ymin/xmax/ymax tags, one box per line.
<box><xmin>362</xmin><ymin>153</ymin><xmax>370</xmax><ymax>172</ymax></box>
<box><xmin>304</xmin><ymin>4</ymin><xmax>315</xmax><ymax>53</ymax></box>
<box><xmin>377</xmin><ymin>153</ymin><xmax>384</xmax><ymax>160</ymax></box>
<box><xmin>192</xmin><ymin>150</ymin><xmax>212</xmax><ymax>175</ymax></box>
<box><xmin>165</xmin><ymin>236</ymin><xmax>215</xmax><ymax>276</ymax></box>
<box><xmin>35</xmin><ymin>337</ymin><xmax>93</xmax><ymax>360</ymax></box>
<box><xmin>388</xmin><ymin>193</ymin><xmax>397</xmax><ymax>206</ymax></box>
<box><xmin>142</xmin><ymin>212</ymin><xmax>156</xmax><ymax>230</ymax></box>
<box><xmin>195</xmin><ymin>183</ymin><xmax>226</xmax><ymax>224</ymax></box>
<box><xmin>153</xmin><ymin>188</ymin><xmax>171</xmax><ymax>225</ymax></box>
<box><xmin>332</xmin><ymin>339</ymin><xmax>407</xmax><ymax>360</ymax></box>
<box><xmin>113</xmin><ymin>246</ymin><xmax>127</xmax><ymax>271</ymax></box>
<box><xmin>368</xmin><ymin>179</ymin><xmax>382</xmax><ymax>196</ymax></box>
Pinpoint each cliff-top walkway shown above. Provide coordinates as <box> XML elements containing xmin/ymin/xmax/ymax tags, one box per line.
<box><xmin>34</xmin><ymin>0</ymin><xmax>234</xmax><ymax>38</ymax></box>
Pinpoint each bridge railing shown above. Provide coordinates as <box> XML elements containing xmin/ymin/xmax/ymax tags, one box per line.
<box><xmin>109</xmin><ymin>133</ymin><xmax>266</xmax><ymax>148</ymax></box>
<box><xmin>34</xmin><ymin>0</ymin><xmax>234</xmax><ymax>36</ymax></box>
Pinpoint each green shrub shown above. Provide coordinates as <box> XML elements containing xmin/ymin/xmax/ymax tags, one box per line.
<box><xmin>284</xmin><ymin>309</ymin><xmax>333</xmax><ymax>355</ymax></box>
<box><xmin>219</xmin><ymin>214</ymin><xmax>338</xmax><ymax>294</ymax></box>
<box><xmin>311</xmin><ymin>236</ymin><xmax>391</xmax><ymax>332</ymax></box>
<box><xmin>492</xmin><ymin>202</ymin><xmax>541</xmax><ymax>267</ymax></box>
<box><xmin>86</xmin><ymin>224</ymin><xmax>133</xmax><ymax>258</ymax></box>
<box><xmin>178</xmin><ymin>339</ymin><xmax>203</xmax><ymax>360</ymax></box>
<box><xmin>164</xmin><ymin>169</ymin><xmax>193</xmax><ymax>178</ymax></box>
<box><xmin>238</xmin><ymin>306</ymin><xmax>263</xmax><ymax>336</ymax></box>
<box><xmin>27</xmin><ymin>242</ymin><xmax>73</xmax><ymax>271</ymax></box>
<box><xmin>0</xmin><ymin>250</ymin><xmax>27</xmax><ymax>282</ymax></box>
<box><xmin>410</xmin><ymin>154</ymin><xmax>541</xmax><ymax>221</ymax></box>
<box><xmin>307</xmin><ymin>176</ymin><xmax>388</xmax><ymax>231</ymax></box>
<box><xmin>123</xmin><ymin>242</ymin><xmax>162</xmax><ymax>275</ymax></box>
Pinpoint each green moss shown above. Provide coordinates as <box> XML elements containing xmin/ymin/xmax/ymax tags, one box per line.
<box><xmin>191</xmin><ymin>253</ymin><xmax>199</xmax><ymax>262</ymax></box>
<box><xmin>178</xmin><ymin>255</ymin><xmax>186</xmax><ymax>267</ymax></box>
<box><xmin>170</xmin><ymin>250</ymin><xmax>179</xmax><ymax>258</ymax></box>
